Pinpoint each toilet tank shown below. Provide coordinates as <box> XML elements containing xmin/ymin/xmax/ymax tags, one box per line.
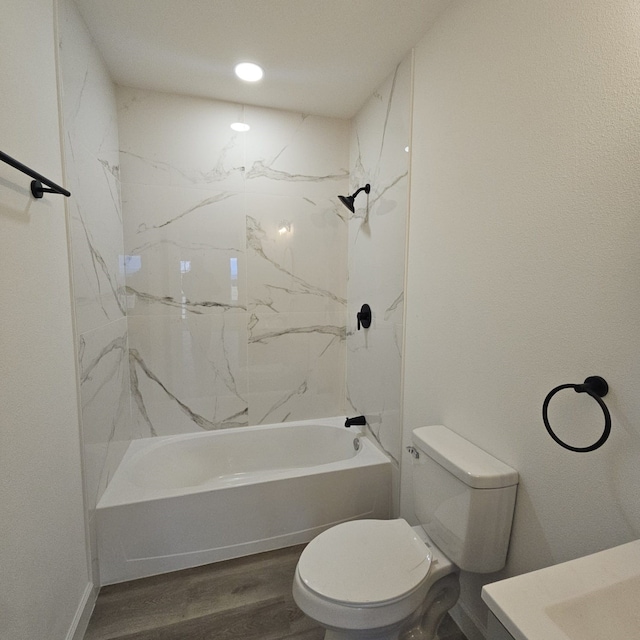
<box><xmin>411</xmin><ymin>426</ymin><xmax>518</xmax><ymax>573</ymax></box>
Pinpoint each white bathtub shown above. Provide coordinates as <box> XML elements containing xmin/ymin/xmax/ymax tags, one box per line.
<box><xmin>96</xmin><ymin>416</ymin><xmax>392</xmax><ymax>584</ymax></box>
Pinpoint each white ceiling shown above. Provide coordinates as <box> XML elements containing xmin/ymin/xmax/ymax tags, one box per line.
<box><xmin>74</xmin><ymin>0</ymin><xmax>452</xmax><ymax>120</ymax></box>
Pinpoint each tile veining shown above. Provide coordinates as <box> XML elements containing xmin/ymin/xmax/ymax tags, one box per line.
<box><xmin>135</xmin><ymin>192</ymin><xmax>238</xmax><ymax>232</ymax></box>
<box><xmin>77</xmin><ymin>212</ymin><xmax>126</xmax><ymax>319</ymax></box>
<box><xmin>125</xmin><ymin>285</ymin><xmax>246</xmax><ymax>314</ymax></box>
<box><xmin>248</xmin><ymin>324</ymin><xmax>346</xmax><ymax>345</ymax></box>
<box><xmin>129</xmin><ymin>348</ymin><xmax>249</xmax><ymax>434</ymax></box>
<box><xmin>119</xmin><ymin>149</ymin><xmax>246</xmax><ymax>186</ymax></box>
<box><xmin>245</xmin><ymin>158</ymin><xmax>348</xmax><ymax>183</ymax></box>
<box><xmin>79</xmin><ymin>333</ymin><xmax>127</xmax><ymax>386</ymax></box>
<box><xmin>129</xmin><ymin>238</ymin><xmax>241</xmax><ymax>255</ymax></box>
<box><xmin>247</xmin><ymin>216</ymin><xmax>347</xmax><ymax>307</ymax></box>
<box><xmin>257</xmin><ymin>380</ymin><xmax>310</xmax><ymax>425</ymax></box>
<box><xmin>384</xmin><ymin>292</ymin><xmax>404</xmax><ymax>320</ymax></box>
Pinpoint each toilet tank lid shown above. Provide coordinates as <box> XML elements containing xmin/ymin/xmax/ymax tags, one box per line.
<box><xmin>412</xmin><ymin>426</ymin><xmax>519</xmax><ymax>489</ymax></box>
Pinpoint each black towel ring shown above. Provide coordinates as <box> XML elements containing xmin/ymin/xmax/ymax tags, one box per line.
<box><xmin>542</xmin><ymin>376</ymin><xmax>611</xmax><ymax>452</ymax></box>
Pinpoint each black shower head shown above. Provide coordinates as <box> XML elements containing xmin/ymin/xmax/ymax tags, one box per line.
<box><xmin>338</xmin><ymin>194</ymin><xmax>355</xmax><ymax>213</ymax></box>
<box><xmin>338</xmin><ymin>184</ymin><xmax>370</xmax><ymax>212</ymax></box>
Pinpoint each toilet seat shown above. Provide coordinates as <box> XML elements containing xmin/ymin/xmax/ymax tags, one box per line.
<box><xmin>297</xmin><ymin>519</ymin><xmax>432</xmax><ymax>606</ymax></box>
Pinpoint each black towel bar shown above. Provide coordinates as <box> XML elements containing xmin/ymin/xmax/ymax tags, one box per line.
<box><xmin>0</xmin><ymin>149</ymin><xmax>71</xmax><ymax>198</ymax></box>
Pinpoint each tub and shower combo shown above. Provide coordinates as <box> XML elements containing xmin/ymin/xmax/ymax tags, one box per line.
<box><xmin>97</xmin><ymin>417</ymin><xmax>392</xmax><ymax>584</ymax></box>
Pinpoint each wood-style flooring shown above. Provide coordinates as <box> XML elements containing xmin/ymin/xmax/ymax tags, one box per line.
<box><xmin>84</xmin><ymin>545</ymin><xmax>468</xmax><ymax>640</ymax></box>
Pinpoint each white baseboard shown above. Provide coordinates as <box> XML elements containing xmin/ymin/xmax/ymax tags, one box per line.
<box><xmin>66</xmin><ymin>582</ymin><xmax>97</xmax><ymax>640</ymax></box>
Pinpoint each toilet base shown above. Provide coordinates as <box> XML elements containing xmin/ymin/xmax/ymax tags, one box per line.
<box><xmin>317</xmin><ymin>574</ymin><xmax>460</xmax><ymax>640</ymax></box>
<box><xmin>400</xmin><ymin>574</ymin><xmax>460</xmax><ymax>640</ymax></box>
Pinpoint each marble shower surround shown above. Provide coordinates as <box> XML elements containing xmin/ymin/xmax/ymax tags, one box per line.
<box><xmin>346</xmin><ymin>56</ymin><xmax>412</xmax><ymax>468</ymax></box>
<box><xmin>118</xmin><ymin>88</ymin><xmax>350</xmax><ymax>436</ymax></box>
<box><xmin>59</xmin><ymin>0</ymin><xmax>133</xmax><ymax>586</ymax></box>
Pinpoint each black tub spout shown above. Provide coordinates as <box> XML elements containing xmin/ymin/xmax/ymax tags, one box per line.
<box><xmin>345</xmin><ymin>415</ymin><xmax>367</xmax><ymax>428</ymax></box>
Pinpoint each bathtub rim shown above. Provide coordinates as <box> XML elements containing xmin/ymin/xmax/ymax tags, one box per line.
<box><xmin>98</xmin><ymin>416</ymin><xmax>389</xmax><ymax>509</ymax></box>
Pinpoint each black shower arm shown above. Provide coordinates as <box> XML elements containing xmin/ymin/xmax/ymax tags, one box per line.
<box><xmin>351</xmin><ymin>185</ymin><xmax>369</xmax><ymax>199</ymax></box>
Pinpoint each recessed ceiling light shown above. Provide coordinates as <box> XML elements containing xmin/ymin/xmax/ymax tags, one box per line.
<box><xmin>230</xmin><ymin>122</ymin><xmax>250</xmax><ymax>132</ymax></box>
<box><xmin>234</xmin><ymin>62</ymin><xmax>264</xmax><ymax>82</ymax></box>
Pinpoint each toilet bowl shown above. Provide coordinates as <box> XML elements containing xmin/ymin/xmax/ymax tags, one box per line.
<box><xmin>293</xmin><ymin>519</ymin><xmax>459</xmax><ymax>639</ymax></box>
<box><xmin>292</xmin><ymin>425</ymin><xmax>519</xmax><ymax>640</ymax></box>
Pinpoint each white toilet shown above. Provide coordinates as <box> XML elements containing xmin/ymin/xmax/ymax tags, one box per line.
<box><xmin>293</xmin><ymin>425</ymin><xmax>519</xmax><ymax>640</ymax></box>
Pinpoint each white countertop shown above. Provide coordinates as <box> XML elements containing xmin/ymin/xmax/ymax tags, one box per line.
<box><xmin>482</xmin><ymin>539</ymin><xmax>640</xmax><ymax>640</ymax></box>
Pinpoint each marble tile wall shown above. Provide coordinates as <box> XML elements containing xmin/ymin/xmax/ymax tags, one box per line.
<box><xmin>346</xmin><ymin>56</ymin><xmax>412</xmax><ymax>497</ymax></box>
<box><xmin>59</xmin><ymin>0</ymin><xmax>408</xmax><ymax>538</ymax></box>
<box><xmin>117</xmin><ymin>88</ymin><xmax>350</xmax><ymax>436</ymax></box>
<box><xmin>58</xmin><ymin>0</ymin><xmax>132</xmax><ymax>584</ymax></box>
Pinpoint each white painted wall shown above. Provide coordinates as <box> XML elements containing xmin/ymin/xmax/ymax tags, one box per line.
<box><xmin>402</xmin><ymin>0</ymin><xmax>640</xmax><ymax>636</ymax></box>
<box><xmin>0</xmin><ymin>1</ymin><xmax>91</xmax><ymax>638</ymax></box>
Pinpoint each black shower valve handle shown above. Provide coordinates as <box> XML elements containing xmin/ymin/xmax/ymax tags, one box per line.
<box><xmin>357</xmin><ymin>304</ymin><xmax>372</xmax><ymax>330</ymax></box>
